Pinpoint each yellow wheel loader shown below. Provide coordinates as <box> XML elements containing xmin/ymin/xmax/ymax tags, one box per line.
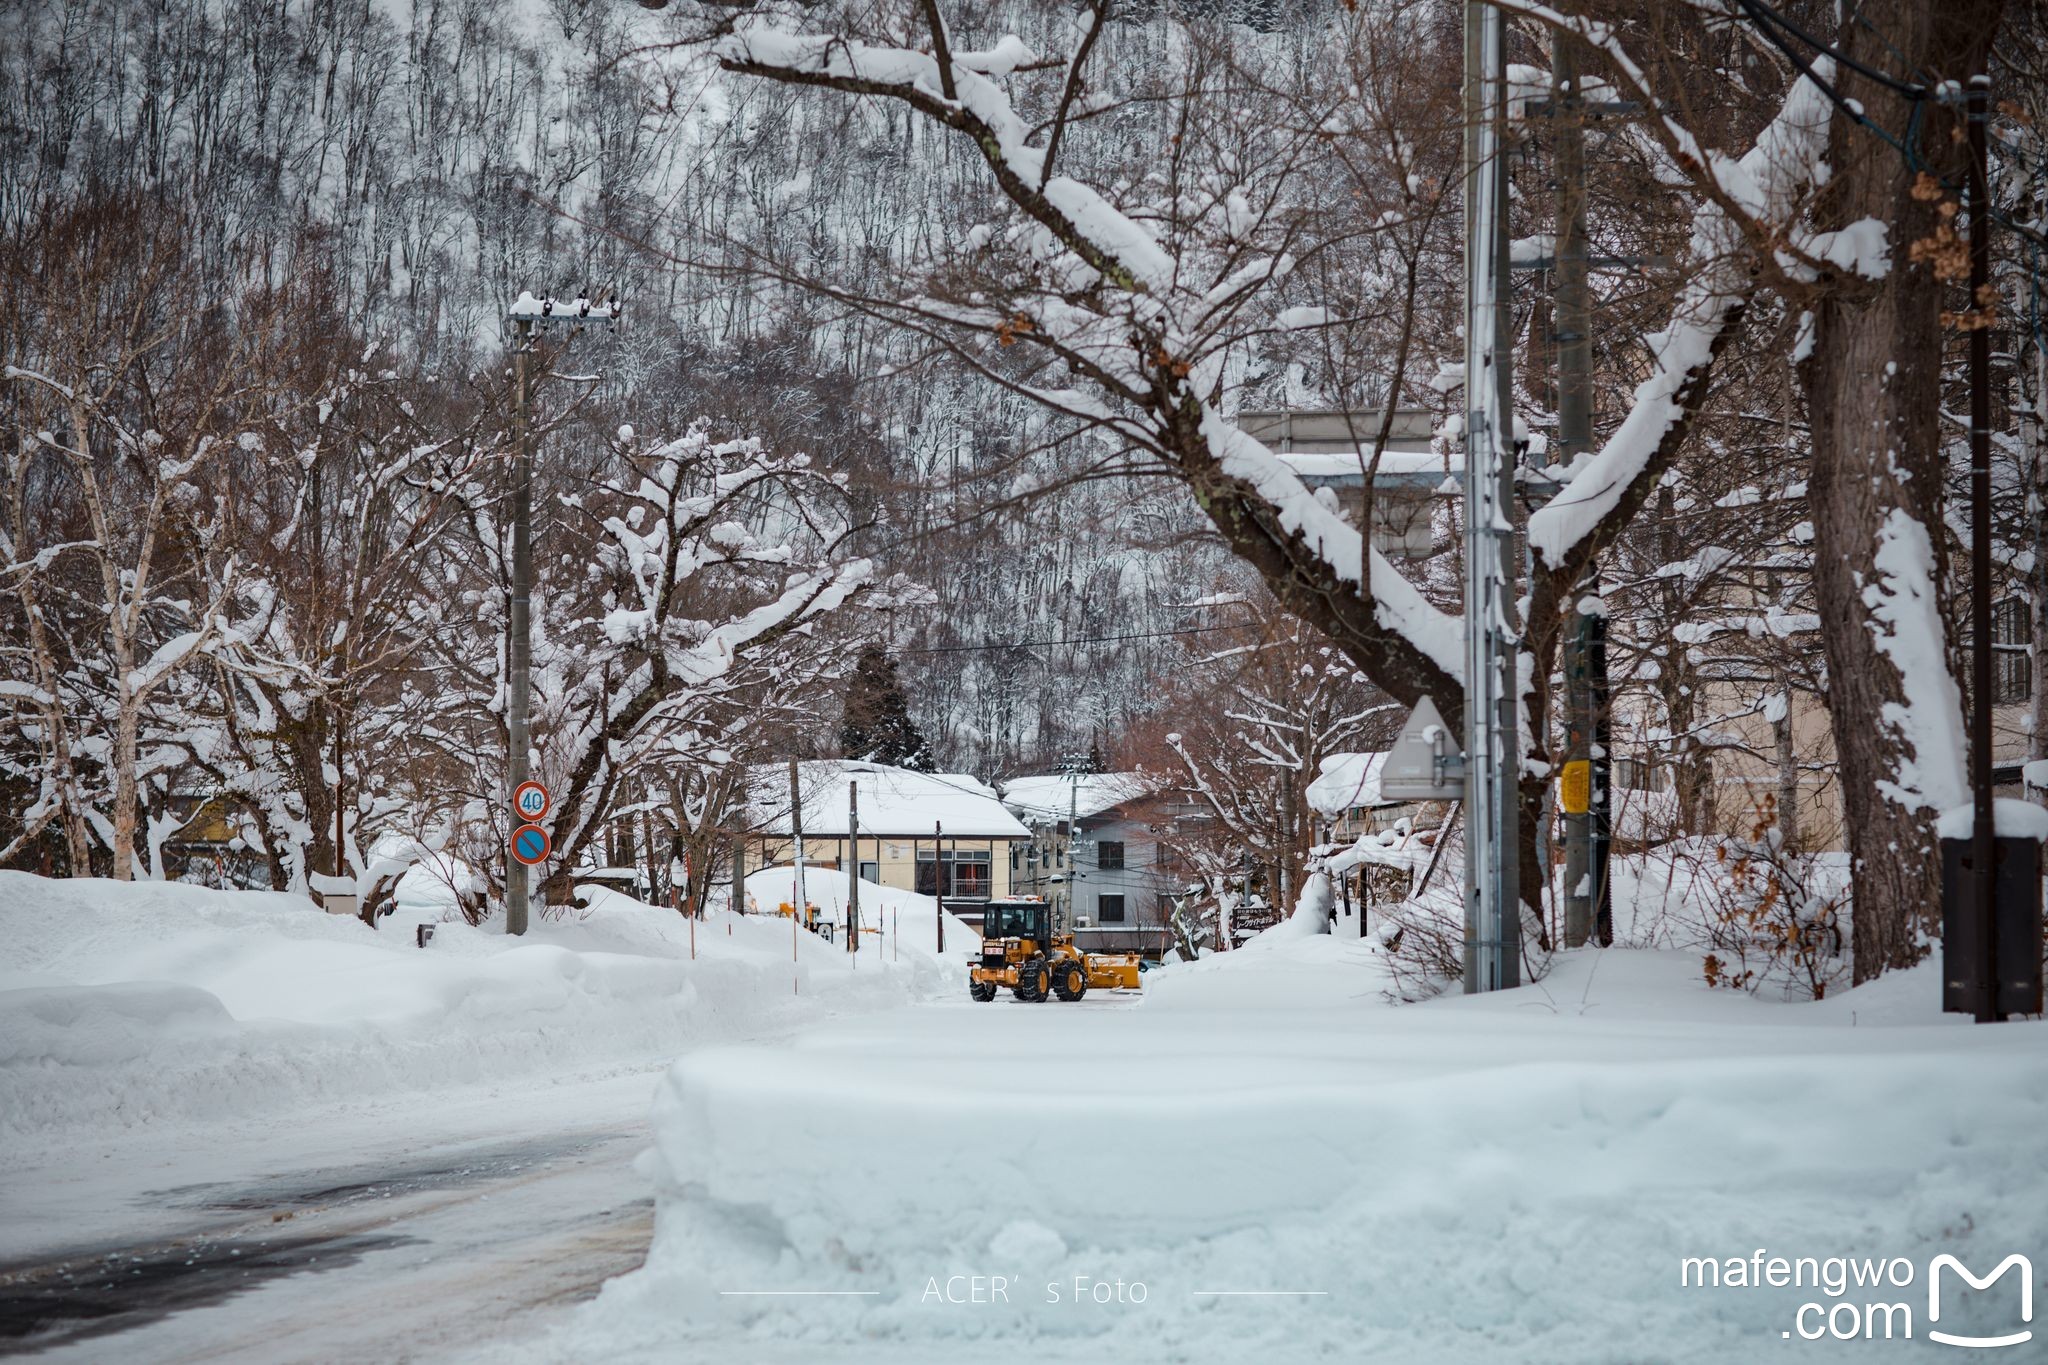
<box><xmin>969</xmin><ymin>899</ymin><xmax>1141</xmax><ymax>1003</ymax></box>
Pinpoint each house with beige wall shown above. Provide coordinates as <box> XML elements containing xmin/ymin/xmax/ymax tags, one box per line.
<box><xmin>743</xmin><ymin>761</ymin><xmax>1031</xmax><ymax>925</ymax></box>
<box><xmin>1621</xmin><ymin>607</ymin><xmax>2036</xmax><ymax>852</ymax></box>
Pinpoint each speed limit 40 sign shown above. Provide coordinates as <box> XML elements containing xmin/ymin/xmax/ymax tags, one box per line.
<box><xmin>512</xmin><ymin>780</ymin><xmax>550</xmax><ymax>822</ymax></box>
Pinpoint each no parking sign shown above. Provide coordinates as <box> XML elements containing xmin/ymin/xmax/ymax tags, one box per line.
<box><xmin>510</xmin><ymin>823</ymin><xmax>552</xmax><ymax>866</ymax></box>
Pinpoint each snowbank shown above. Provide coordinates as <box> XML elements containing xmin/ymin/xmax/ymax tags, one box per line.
<box><xmin>0</xmin><ymin>872</ymin><xmax>953</xmax><ymax>1146</ymax></box>
<box><xmin>1305</xmin><ymin>750</ymin><xmax>1389</xmax><ymax>816</ymax></box>
<box><xmin>742</xmin><ymin>864</ymin><xmax>980</xmax><ymax>963</ymax></box>
<box><xmin>519</xmin><ymin>948</ymin><xmax>2048</xmax><ymax>1364</ymax></box>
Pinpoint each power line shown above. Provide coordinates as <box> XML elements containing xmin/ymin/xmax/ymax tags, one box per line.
<box><xmin>1735</xmin><ymin>0</ymin><xmax>1926</xmax><ymax>100</ymax></box>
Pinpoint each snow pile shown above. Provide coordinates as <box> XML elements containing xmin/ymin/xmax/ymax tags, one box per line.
<box><xmin>521</xmin><ymin>950</ymin><xmax>2048</xmax><ymax>1364</ymax></box>
<box><xmin>0</xmin><ymin>872</ymin><xmax>953</xmax><ymax>1145</ymax></box>
<box><xmin>1304</xmin><ymin>750</ymin><xmax>1390</xmax><ymax>816</ymax></box>
<box><xmin>742</xmin><ymin>864</ymin><xmax>981</xmax><ymax>962</ymax></box>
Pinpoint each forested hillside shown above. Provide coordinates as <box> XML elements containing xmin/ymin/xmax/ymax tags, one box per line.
<box><xmin>6</xmin><ymin>0</ymin><xmax>2047</xmax><ymax>987</ymax></box>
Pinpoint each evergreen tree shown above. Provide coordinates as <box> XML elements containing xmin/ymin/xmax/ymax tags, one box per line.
<box><xmin>840</xmin><ymin>646</ymin><xmax>935</xmax><ymax>771</ymax></box>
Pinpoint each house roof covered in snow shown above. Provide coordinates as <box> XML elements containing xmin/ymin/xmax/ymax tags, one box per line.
<box><xmin>748</xmin><ymin>761</ymin><xmax>1030</xmax><ymax>840</ymax></box>
<box><xmin>1306</xmin><ymin>751</ymin><xmax>1392</xmax><ymax>816</ymax></box>
<box><xmin>1000</xmin><ymin>771</ymin><xmax>1162</xmax><ymax>824</ymax></box>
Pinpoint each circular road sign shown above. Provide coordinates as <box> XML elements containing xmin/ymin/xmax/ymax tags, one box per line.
<box><xmin>510</xmin><ymin>823</ymin><xmax>552</xmax><ymax>866</ymax></box>
<box><xmin>512</xmin><ymin>780</ymin><xmax>551</xmax><ymax>821</ymax></box>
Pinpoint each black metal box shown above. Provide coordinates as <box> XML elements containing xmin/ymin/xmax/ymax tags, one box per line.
<box><xmin>1940</xmin><ymin>835</ymin><xmax>2044</xmax><ymax>1017</ymax></box>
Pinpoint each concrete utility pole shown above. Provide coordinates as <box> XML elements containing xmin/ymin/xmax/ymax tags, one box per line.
<box><xmin>1461</xmin><ymin>0</ymin><xmax>1521</xmax><ymax>991</ymax></box>
<box><xmin>1068</xmin><ymin>761</ymin><xmax>1081</xmax><ymax>931</ymax></box>
<box><xmin>848</xmin><ymin>780</ymin><xmax>860</xmax><ymax>954</ymax></box>
<box><xmin>1552</xmin><ymin>32</ymin><xmax>1597</xmax><ymax>950</ymax></box>
<box><xmin>505</xmin><ymin>316</ymin><xmax>535</xmax><ymax>936</ymax></box>
<box><xmin>501</xmin><ymin>291</ymin><xmax>618</xmax><ymax>935</ymax></box>
<box><xmin>933</xmin><ymin>820</ymin><xmax>945</xmax><ymax>954</ymax></box>
<box><xmin>789</xmin><ymin>757</ymin><xmax>806</xmax><ymax>992</ymax></box>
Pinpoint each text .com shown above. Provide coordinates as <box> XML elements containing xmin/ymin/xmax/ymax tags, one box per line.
<box><xmin>1680</xmin><ymin>1250</ymin><xmax>2034</xmax><ymax>1347</ymax></box>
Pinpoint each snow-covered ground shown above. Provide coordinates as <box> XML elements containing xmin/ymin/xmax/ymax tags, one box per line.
<box><xmin>6</xmin><ymin>872</ymin><xmax>2045</xmax><ymax>1363</ymax></box>
<box><xmin>489</xmin><ymin>931</ymin><xmax>2048</xmax><ymax>1365</ymax></box>
<box><xmin>0</xmin><ymin>870</ymin><xmax>959</xmax><ymax>1150</ymax></box>
<box><xmin>0</xmin><ymin>868</ymin><xmax>968</xmax><ymax>1358</ymax></box>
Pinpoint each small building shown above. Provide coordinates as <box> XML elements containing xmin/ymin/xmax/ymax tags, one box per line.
<box><xmin>1001</xmin><ymin>771</ymin><xmax>1175</xmax><ymax>957</ymax></box>
<box><xmin>743</xmin><ymin>761</ymin><xmax>1031</xmax><ymax>925</ymax></box>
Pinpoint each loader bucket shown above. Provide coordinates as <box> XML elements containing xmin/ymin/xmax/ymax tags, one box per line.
<box><xmin>1085</xmin><ymin>954</ymin><xmax>1142</xmax><ymax>990</ymax></box>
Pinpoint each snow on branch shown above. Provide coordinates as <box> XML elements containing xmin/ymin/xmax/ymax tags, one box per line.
<box><xmin>1528</xmin><ymin>61</ymin><xmax>1836</xmax><ymax>569</ymax></box>
<box><xmin>710</xmin><ymin>12</ymin><xmax>1465</xmax><ymax>695</ymax></box>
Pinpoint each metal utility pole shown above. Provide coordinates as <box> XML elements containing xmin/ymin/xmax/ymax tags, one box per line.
<box><xmin>848</xmin><ymin>780</ymin><xmax>860</xmax><ymax>955</ymax></box>
<box><xmin>1967</xmin><ymin>74</ymin><xmax>1999</xmax><ymax>1023</ymax></box>
<box><xmin>505</xmin><ymin>316</ymin><xmax>535</xmax><ymax>936</ymax></box>
<box><xmin>1462</xmin><ymin>0</ymin><xmax>1521</xmax><ymax>991</ymax></box>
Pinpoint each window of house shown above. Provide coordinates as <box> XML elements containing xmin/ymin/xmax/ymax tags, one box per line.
<box><xmin>1096</xmin><ymin>840</ymin><xmax>1124</xmax><ymax>870</ymax></box>
<box><xmin>1615</xmin><ymin>757</ymin><xmax>1670</xmax><ymax>793</ymax></box>
<box><xmin>858</xmin><ymin>860</ymin><xmax>879</xmax><ymax>884</ymax></box>
<box><xmin>1097</xmin><ymin>893</ymin><xmax>1126</xmax><ymax>923</ymax></box>
<box><xmin>1994</xmin><ymin>597</ymin><xmax>2033</xmax><ymax>705</ymax></box>
<box><xmin>915</xmin><ymin>849</ymin><xmax>993</xmax><ymax>900</ymax></box>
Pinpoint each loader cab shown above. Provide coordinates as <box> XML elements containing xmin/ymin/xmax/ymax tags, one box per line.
<box><xmin>982</xmin><ymin>899</ymin><xmax>1051</xmax><ymax>955</ymax></box>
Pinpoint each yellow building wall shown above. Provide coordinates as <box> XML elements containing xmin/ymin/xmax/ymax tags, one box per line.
<box><xmin>745</xmin><ymin>834</ymin><xmax>1018</xmax><ymax>901</ymax></box>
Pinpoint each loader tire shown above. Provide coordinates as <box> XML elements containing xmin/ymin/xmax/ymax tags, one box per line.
<box><xmin>1012</xmin><ymin>957</ymin><xmax>1050</xmax><ymax>1002</ymax></box>
<box><xmin>1051</xmin><ymin>960</ymin><xmax>1087</xmax><ymax>1001</ymax></box>
<box><xmin>970</xmin><ymin>980</ymin><xmax>997</xmax><ymax>1003</ymax></box>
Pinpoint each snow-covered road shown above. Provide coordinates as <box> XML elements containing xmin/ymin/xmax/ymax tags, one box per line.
<box><xmin>1</xmin><ymin>1066</ymin><xmax>664</xmax><ymax>1362</ymax></box>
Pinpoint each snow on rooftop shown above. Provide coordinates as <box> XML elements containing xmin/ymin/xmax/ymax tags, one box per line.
<box><xmin>748</xmin><ymin>761</ymin><xmax>1030</xmax><ymax>839</ymax></box>
<box><xmin>1277</xmin><ymin>449</ymin><xmax>1449</xmax><ymax>481</ymax></box>
<box><xmin>1000</xmin><ymin>771</ymin><xmax>1161</xmax><ymax>822</ymax></box>
<box><xmin>1306</xmin><ymin>751</ymin><xmax>1391</xmax><ymax>815</ymax></box>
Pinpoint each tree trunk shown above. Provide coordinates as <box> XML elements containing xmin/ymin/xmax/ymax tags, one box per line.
<box><xmin>1775</xmin><ymin>675</ymin><xmax>1801</xmax><ymax>855</ymax></box>
<box><xmin>1804</xmin><ymin>0</ymin><xmax>2004</xmax><ymax>983</ymax></box>
<box><xmin>110</xmin><ymin>698</ymin><xmax>139</xmax><ymax>880</ymax></box>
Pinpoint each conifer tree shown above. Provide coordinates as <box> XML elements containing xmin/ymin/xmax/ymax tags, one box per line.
<box><xmin>839</xmin><ymin>646</ymin><xmax>935</xmax><ymax>771</ymax></box>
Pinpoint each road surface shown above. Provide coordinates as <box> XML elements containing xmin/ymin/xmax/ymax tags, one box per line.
<box><xmin>0</xmin><ymin>1066</ymin><xmax>665</xmax><ymax>1363</ymax></box>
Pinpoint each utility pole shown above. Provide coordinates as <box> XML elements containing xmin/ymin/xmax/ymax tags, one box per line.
<box><xmin>1967</xmin><ymin>74</ymin><xmax>1999</xmax><ymax>1023</ymax></box>
<box><xmin>789</xmin><ymin>757</ymin><xmax>805</xmax><ymax>993</ymax></box>
<box><xmin>848</xmin><ymin>780</ymin><xmax>860</xmax><ymax>955</ymax></box>
<box><xmin>500</xmin><ymin>291</ymin><xmax>618</xmax><ymax>935</ymax></box>
<box><xmin>1068</xmin><ymin>760</ymin><xmax>1081</xmax><ymax>931</ymax></box>
<box><xmin>933</xmin><ymin>820</ymin><xmax>945</xmax><ymax>954</ymax></box>
<box><xmin>1552</xmin><ymin>32</ymin><xmax>1598</xmax><ymax>950</ymax></box>
<box><xmin>1462</xmin><ymin>0</ymin><xmax>1520</xmax><ymax>991</ymax></box>
<box><xmin>505</xmin><ymin>315</ymin><xmax>535</xmax><ymax>936</ymax></box>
